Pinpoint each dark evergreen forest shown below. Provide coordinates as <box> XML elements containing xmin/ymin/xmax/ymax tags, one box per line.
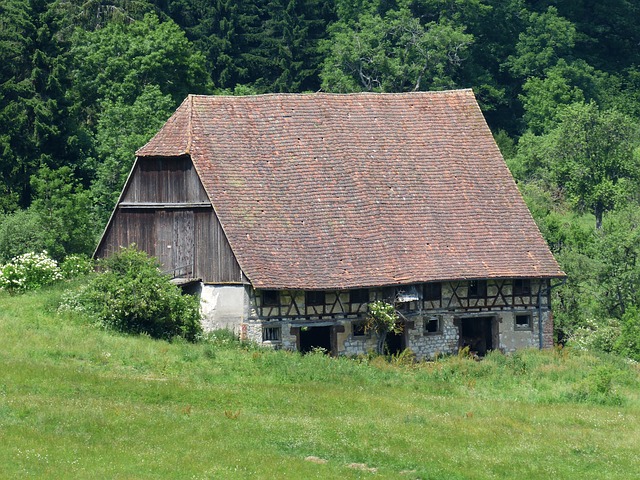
<box><xmin>1</xmin><ymin>0</ymin><xmax>640</xmax><ymax>355</ymax></box>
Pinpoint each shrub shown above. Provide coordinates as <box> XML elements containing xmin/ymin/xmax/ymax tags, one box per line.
<box><xmin>0</xmin><ymin>251</ymin><xmax>62</xmax><ymax>294</ymax></box>
<box><xmin>614</xmin><ymin>308</ymin><xmax>640</xmax><ymax>361</ymax></box>
<box><xmin>365</xmin><ymin>300</ymin><xmax>401</xmax><ymax>355</ymax></box>
<box><xmin>566</xmin><ymin>366</ymin><xmax>624</xmax><ymax>406</ymax></box>
<box><xmin>72</xmin><ymin>247</ymin><xmax>202</xmax><ymax>341</ymax></box>
<box><xmin>0</xmin><ymin>210</ymin><xmax>47</xmax><ymax>263</ymax></box>
<box><xmin>566</xmin><ymin>317</ymin><xmax>621</xmax><ymax>353</ymax></box>
<box><xmin>59</xmin><ymin>254</ymin><xmax>95</xmax><ymax>279</ymax></box>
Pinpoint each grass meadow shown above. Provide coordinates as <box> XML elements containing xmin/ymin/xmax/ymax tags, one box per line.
<box><xmin>1</xmin><ymin>284</ymin><xmax>639</xmax><ymax>479</ymax></box>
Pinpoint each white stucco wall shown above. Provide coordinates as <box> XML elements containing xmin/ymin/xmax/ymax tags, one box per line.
<box><xmin>199</xmin><ymin>284</ymin><xmax>247</xmax><ymax>334</ymax></box>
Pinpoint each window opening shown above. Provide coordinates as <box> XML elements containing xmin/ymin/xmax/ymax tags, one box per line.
<box><xmin>513</xmin><ymin>279</ymin><xmax>531</xmax><ymax>296</ymax></box>
<box><xmin>263</xmin><ymin>326</ymin><xmax>281</xmax><ymax>342</ymax></box>
<box><xmin>352</xmin><ymin>321</ymin><xmax>367</xmax><ymax>337</ymax></box>
<box><xmin>349</xmin><ymin>288</ymin><xmax>369</xmax><ymax>304</ymax></box>
<box><xmin>515</xmin><ymin>314</ymin><xmax>532</xmax><ymax>330</ymax></box>
<box><xmin>425</xmin><ymin>316</ymin><xmax>440</xmax><ymax>334</ymax></box>
<box><xmin>423</xmin><ymin>282</ymin><xmax>441</xmax><ymax>301</ymax></box>
<box><xmin>262</xmin><ymin>290</ymin><xmax>280</xmax><ymax>307</ymax></box>
<box><xmin>468</xmin><ymin>280</ymin><xmax>487</xmax><ymax>298</ymax></box>
<box><xmin>305</xmin><ymin>290</ymin><xmax>326</xmax><ymax>306</ymax></box>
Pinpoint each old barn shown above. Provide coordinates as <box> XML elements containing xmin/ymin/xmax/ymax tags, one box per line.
<box><xmin>95</xmin><ymin>90</ymin><xmax>565</xmax><ymax>358</ymax></box>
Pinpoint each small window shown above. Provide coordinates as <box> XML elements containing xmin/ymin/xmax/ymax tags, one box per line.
<box><xmin>305</xmin><ymin>290</ymin><xmax>325</xmax><ymax>306</ymax></box>
<box><xmin>352</xmin><ymin>321</ymin><xmax>367</xmax><ymax>337</ymax></box>
<box><xmin>513</xmin><ymin>279</ymin><xmax>531</xmax><ymax>296</ymax></box>
<box><xmin>468</xmin><ymin>280</ymin><xmax>487</xmax><ymax>298</ymax></box>
<box><xmin>350</xmin><ymin>288</ymin><xmax>369</xmax><ymax>304</ymax></box>
<box><xmin>378</xmin><ymin>287</ymin><xmax>395</xmax><ymax>302</ymax></box>
<box><xmin>515</xmin><ymin>314</ymin><xmax>532</xmax><ymax>330</ymax></box>
<box><xmin>425</xmin><ymin>316</ymin><xmax>441</xmax><ymax>334</ymax></box>
<box><xmin>263</xmin><ymin>326</ymin><xmax>281</xmax><ymax>341</ymax></box>
<box><xmin>423</xmin><ymin>282</ymin><xmax>441</xmax><ymax>301</ymax></box>
<box><xmin>262</xmin><ymin>290</ymin><xmax>280</xmax><ymax>307</ymax></box>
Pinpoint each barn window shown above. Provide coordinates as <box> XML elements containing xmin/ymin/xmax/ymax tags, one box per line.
<box><xmin>515</xmin><ymin>314</ymin><xmax>532</xmax><ymax>330</ymax></box>
<box><xmin>305</xmin><ymin>290</ymin><xmax>326</xmax><ymax>306</ymax></box>
<box><xmin>263</xmin><ymin>326</ymin><xmax>281</xmax><ymax>342</ymax></box>
<box><xmin>262</xmin><ymin>290</ymin><xmax>280</xmax><ymax>307</ymax></box>
<box><xmin>513</xmin><ymin>279</ymin><xmax>531</xmax><ymax>296</ymax></box>
<box><xmin>424</xmin><ymin>316</ymin><xmax>441</xmax><ymax>334</ymax></box>
<box><xmin>423</xmin><ymin>282</ymin><xmax>441</xmax><ymax>301</ymax></box>
<box><xmin>352</xmin><ymin>321</ymin><xmax>367</xmax><ymax>337</ymax></box>
<box><xmin>350</xmin><ymin>288</ymin><xmax>369</xmax><ymax>304</ymax></box>
<box><xmin>468</xmin><ymin>280</ymin><xmax>487</xmax><ymax>298</ymax></box>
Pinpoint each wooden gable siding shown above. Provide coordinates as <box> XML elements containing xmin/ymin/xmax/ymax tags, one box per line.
<box><xmin>122</xmin><ymin>156</ymin><xmax>208</xmax><ymax>203</ymax></box>
<box><xmin>97</xmin><ymin>207</ymin><xmax>243</xmax><ymax>283</ymax></box>
<box><xmin>96</xmin><ymin>156</ymin><xmax>244</xmax><ymax>283</ymax></box>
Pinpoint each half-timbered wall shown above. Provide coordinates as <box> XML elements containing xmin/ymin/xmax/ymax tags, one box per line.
<box><xmin>252</xmin><ymin>279</ymin><xmax>548</xmax><ymax>320</ymax></box>
<box><xmin>241</xmin><ymin>279</ymin><xmax>553</xmax><ymax>359</ymax></box>
<box><xmin>95</xmin><ymin>156</ymin><xmax>244</xmax><ymax>283</ymax></box>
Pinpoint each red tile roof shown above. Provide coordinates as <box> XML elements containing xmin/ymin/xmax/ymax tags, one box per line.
<box><xmin>137</xmin><ymin>90</ymin><xmax>565</xmax><ymax>289</ymax></box>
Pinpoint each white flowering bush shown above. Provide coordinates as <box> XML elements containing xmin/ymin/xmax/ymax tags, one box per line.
<box><xmin>0</xmin><ymin>251</ymin><xmax>63</xmax><ymax>294</ymax></box>
<box><xmin>59</xmin><ymin>254</ymin><xmax>94</xmax><ymax>279</ymax></box>
<box><xmin>567</xmin><ymin>317</ymin><xmax>621</xmax><ymax>353</ymax></box>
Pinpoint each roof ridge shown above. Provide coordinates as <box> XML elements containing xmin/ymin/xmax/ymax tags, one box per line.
<box><xmin>186</xmin><ymin>94</ymin><xmax>194</xmax><ymax>154</ymax></box>
<box><xmin>186</xmin><ymin>89</ymin><xmax>474</xmax><ymax>100</ymax></box>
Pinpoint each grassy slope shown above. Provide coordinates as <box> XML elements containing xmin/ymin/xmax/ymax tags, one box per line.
<box><xmin>1</xmin><ymin>285</ymin><xmax>639</xmax><ymax>479</ymax></box>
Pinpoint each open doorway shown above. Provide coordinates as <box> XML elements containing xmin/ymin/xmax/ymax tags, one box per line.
<box><xmin>299</xmin><ymin>325</ymin><xmax>332</xmax><ymax>354</ymax></box>
<box><xmin>385</xmin><ymin>329</ymin><xmax>405</xmax><ymax>356</ymax></box>
<box><xmin>459</xmin><ymin>316</ymin><xmax>496</xmax><ymax>356</ymax></box>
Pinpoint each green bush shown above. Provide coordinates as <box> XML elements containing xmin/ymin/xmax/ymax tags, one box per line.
<box><xmin>0</xmin><ymin>210</ymin><xmax>47</xmax><ymax>263</ymax></box>
<box><xmin>365</xmin><ymin>300</ymin><xmax>401</xmax><ymax>355</ymax></box>
<box><xmin>59</xmin><ymin>254</ymin><xmax>95</xmax><ymax>279</ymax></box>
<box><xmin>0</xmin><ymin>251</ymin><xmax>62</xmax><ymax>294</ymax></box>
<box><xmin>614</xmin><ymin>308</ymin><xmax>640</xmax><ymax>361</ymax></box>
<box><xmin>72</xmin><ymin>247</ymin><xmax>202</xmax><ymax>341</ymax></box>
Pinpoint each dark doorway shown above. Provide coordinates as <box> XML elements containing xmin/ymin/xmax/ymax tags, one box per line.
<box><xmin>385</xmin><ymin>330</ymin><xmax>405</xmax><ymax>356</ymax></box>
<box><xmin>459</xmin><ymin>317</ymin><xmax>495</xmax><ymax>356</ymax></box>
<box><xmin>299</xmin><ymin>326</ymin><xmax>332</xmax><ymax>354</ymax></box>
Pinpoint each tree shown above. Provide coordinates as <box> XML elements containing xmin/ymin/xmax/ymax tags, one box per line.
<box><xmin>519</xmin><ymin>61</ymin><xmax>587</xmax><ymax>135</ymax></box>
<box><xmin>89</xmin><ymin>85</ymin><xmax>175</xmax><ymax>225</ymax></box>
<box><xmin>0</xmin><ymin>0</ymin><xmax>91</xmax><ymax>209</ymax></box>
<box><xmin>505</xmin><ymin>6</ymin><xmax>576</xmax><ymax>79</ymax></box>
<box><xmin>595</xmin><ymin>206</ymin><xmax>640</xmax><ymax>317</ymax></box>
<box><xmin>30</xmin><ymin>166</ymin><xmax>96</xmax><ymax>259</ymax></box>
<box><xmin>550</xmin><ymin>103</ymin><xmax>640</xmax><ymax>229</ymax></box>
<box><xmin>162</xmin><ymin>0</ymin><xmax>243</xmax><ymax>89</ymax></box>
<box><xmin>69</xmin><ymin>12</ymin><xmax>211</xmax><ymax>115</ymax></box>
<box><xmin>0</xmin><ymin>209</ymin><xmax>47</xmax><ymax>263</ymax></box>
<box><xmin>320</xmin><ymin>8</ymin><xmax>472</xmax><ymax>93</ymax></box>
<box><xmin>365</xmin><ymin>300</ymin><xmax>402</xmax><ymax>355</ymax></box>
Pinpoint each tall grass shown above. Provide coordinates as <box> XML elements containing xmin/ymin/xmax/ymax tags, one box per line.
<box><xmin>1</xmin><ymin>284</ymin><xmax>639</xmax><ymax>479</ymax></box>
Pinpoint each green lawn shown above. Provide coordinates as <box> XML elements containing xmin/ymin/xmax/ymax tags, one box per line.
<box><xmin>1</xmin><ymin>286</ymin><xmax>639</xmax><ymax>479</ymax></box>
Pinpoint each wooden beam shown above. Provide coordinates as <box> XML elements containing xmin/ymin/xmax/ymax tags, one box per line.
<box><xmin>118</xmin><ymin>202</ymin><xmax>211</xmax><ymax>209</ymax></box>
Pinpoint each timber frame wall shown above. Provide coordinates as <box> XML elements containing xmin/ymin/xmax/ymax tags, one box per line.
<box><xmin>252</xmin><ymin>279</ymin><xmax>550</xmax><ymax>320</ymax></box>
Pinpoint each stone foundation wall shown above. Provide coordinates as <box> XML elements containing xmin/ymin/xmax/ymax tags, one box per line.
<box><xmin>199</xmin><ymin>284</ymin><xmax>555</xmax><ymax>358</ymax></box>
<box><xmin>241</xmin><ymin>308</ymin><xmax>554</xmax><ymax>360</ymax></box>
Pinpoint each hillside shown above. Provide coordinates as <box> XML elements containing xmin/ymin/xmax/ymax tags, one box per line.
<box><xmin>1</xmin><ymin>285</ymin><xmax>639</xmax><ymax>479</ymax></box>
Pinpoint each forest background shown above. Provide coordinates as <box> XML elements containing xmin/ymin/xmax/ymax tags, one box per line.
<box><xmin>2</xmin><ymin>0</ymin><xmax>640</xmax><ymax>358</ymax></box>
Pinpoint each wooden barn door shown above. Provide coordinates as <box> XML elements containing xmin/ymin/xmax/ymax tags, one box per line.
<box><xmin>155</xmin><ymin>211</ymin><xmax>173</xmax><ymax>273</ymax></box>
<box><xmin>173</xmin><ymin>210</ymin><xmax>194</xmax><ymax>278</ymax></box>
<box><xmin>155</xmin><ymin>210</ymin><xmax>195</xmax><ymax>279</ymax></box>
